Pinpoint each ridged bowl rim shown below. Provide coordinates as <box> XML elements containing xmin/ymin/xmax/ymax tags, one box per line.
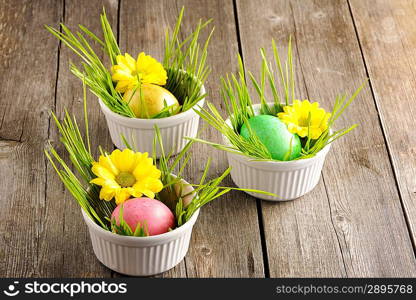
<box><xmin>98</xmin><ymin>86</ymin><xmax>205</xmax><ymax>129</ymax></box>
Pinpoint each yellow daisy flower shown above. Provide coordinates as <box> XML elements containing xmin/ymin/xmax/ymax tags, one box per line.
<box><xmin>90</xmin><ymin>149</ymin><xmax>163</xmax><ymax>204</ymax></box>
<box><xmin>111</xmin><ymin>52</ymin><xmax>167</xmax><ymax>93</ymax></box>
<box><xmin>277</xmin><ymin>100</ymin><xmax>331</xmax><ymax>139</ymax></box>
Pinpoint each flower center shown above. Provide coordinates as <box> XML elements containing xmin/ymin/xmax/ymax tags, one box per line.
<box><xmin>115</xmin><ymin>172</ymin><xmax>136</xmax><ymax>188</ymax></box>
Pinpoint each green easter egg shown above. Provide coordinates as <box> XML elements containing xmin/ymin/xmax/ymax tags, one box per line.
<box><xmin>240</xmin><ymin>115</ymin><xmax>301</xmax><ymax>161</ymax></box>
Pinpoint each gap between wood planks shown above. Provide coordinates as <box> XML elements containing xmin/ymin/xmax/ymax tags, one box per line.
<box><xmin>232</xmin><ymin>0</ymin><xmax>271</xmax><ymax>278</ymax></box>
<box><xmin>284</xmin><ymin>3</ymin><xmax>350</xmax><ymax>276</ymax></box>
<box><xmin>111</xmin><ymin>0</ymin><xmax>189</xmax><ymax>278</ymax></box>
<box><xmin>40</xmin><ymin>0</ymin><xmax>416</xmax><ymax>277</ymax></box>
<box><xmin>46</xmin><ymin>0</ymin><xmax>118</xmax><ymax>277</ymax></box>
<box><xmin>293</xmin><ymin>1</ymin><xmax>348</xmax><ymax>276</ymax></box>
<box><xmin>290</xmin><ymin>0</ymin><xmax>349</xmax><ymax>277</ymax></box>
<box><xmin>233</xmin><ymin>0</ymin><xmax>348</xmax><ymax>278</ymax></box>
<box><xmin>346</xmin><ymin>0</ymin><xmax>416</xmax><ymax>257</ymax></box>
<box><xmin>233</xmin><ymin>0</ymin><xmax>416</xmax><ymax>277</ymax></box>
<box><xmin>111</xmin><ymin>0</ymin><xmax>121</xmax><ymax>279</ymax></box>
<box><xmin>45</xmin><ymin>0</ymin><xmax>65</xmax><ymax>277</ymax></box>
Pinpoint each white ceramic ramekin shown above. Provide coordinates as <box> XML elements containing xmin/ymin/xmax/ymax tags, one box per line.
<box><xmin>224</xmin><ymin>103</ymin><xmax>331</xmax><ymax>201</ymax></box>
<box><xmin>81</xmin><ymin>179</ymin><xmax>199</xmax><ymax>276</ymax></box>
<box><xmin>99</xmin><ymin>86</ymin><xmax>205</xmax><ymax>157</ymax></box>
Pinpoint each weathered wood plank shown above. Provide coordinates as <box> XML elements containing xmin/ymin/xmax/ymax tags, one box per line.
<box><xmin>236</xmin><ymin>0</ymin><xmax>345</xmax><ymax>278</ymax></box>
<box><xmin>236</xmin><ymin>0</ymin><xmax>416</xmax><ymax>277</ymax></box>
<box><xmin>0</xmin><ymin>0</ymin><xmax>63</xmax><ymax>277</ymax></box>
<box><xmin>349</xmin><ymin>0</ymin><xmax>416</xmax><ymax>251</ymax></box>
<box><xmin>3</xmin><ymin>0</ymin><xmax>414</xmax><ymax>279</ymax></box>
<box><xmin>120</xmin><ymin>0</ymin><xmax>265</xmax><ymax>277</ymax></box>
<box><xmin>41</xmin><ymin>0</ymin><xmax>120</xmax><ymax>277</ymax></box>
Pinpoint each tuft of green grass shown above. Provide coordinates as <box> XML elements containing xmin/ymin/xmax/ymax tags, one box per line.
<box><xmin>46</xmin><ymin>7</ymin><xmax>213</xmax><ymax>119</ymax></box>
<box><xmin>45</xmin><ymin>82</ymin><xmax>274</xmax><ymax>235</ymax></box>
<box><xmin>163</xmin><ymin>7</ymin><xmax>214</xmax><ymax>112</ymax></box>
<box><xmin>191</xmin><ymin>38</ymin><xmax>364</xmax><ymax>161</ymax></box>
<box><xmin>44</xmin><ymin>81</ymin><xmax>115</xmax><ymax>229</ymax></box>
<box><xmin>110</xmin><ymin>205</ymin><xmax>149</xmax><ymax>237</ymax></box>
<box><xmin>46</xmin><ymin>9</ymin><xmax>134</xmax><ymax>118</ymax></box>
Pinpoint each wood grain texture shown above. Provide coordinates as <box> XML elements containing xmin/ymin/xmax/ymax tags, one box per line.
<box><xmin>120</xmin><ymin>0</ymin><xmax>265</xmax><ymax>277</ymax></box>
<box><xmin>237</xmin><ymin>0</ymin><xmax>345</xmax><ymax>277</ymax></box>
<box><xmin>0</xmin><ymin>0</ymin><xmax>63</xmax><ymax>277</ymax></box>
<box><xmin>42</xmin><ymin>0</ymin><xmax>121</xmax><ymax>278</ymax></box>
<box><xmin>1</xmin><ymin>0</ymin><xmax>416</xmax><ymax>278</ymax></box>
<box><xmin>236</xmin><ymin>0</ymin><xmax>416</xmax><ymax>277</ymax></box>
<box><xmin>349</xmin><ymin>0</ymin><xmax>416</xmax><ymax>249</ymax></box>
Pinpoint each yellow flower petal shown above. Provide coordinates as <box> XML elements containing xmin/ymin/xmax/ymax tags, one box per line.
<box><xmin>90</xmin><ymin>149</ymin><xmax>163</xmax><ymax>203</ymax></box>
<box><xmin>111</xmin><ymin>52</ymin><xmax>167</xmax><ymax>93</ymax></box>
<box><xmin>111</xmin><ymin>149</ymin><xmax>136</xmax><ymax>172</ymax></box>
<box><xmin>99</xmin><ymin>154</ymin><xmax>119</xmax><ymax>174</ymax></box>
<box><xmin>136</xmin><ymin>52</ymin><xmax>167</xmax><ymax>86</ymax></box>
<box><xmin>90</xmin><ymin>177</ymin><xmax>105</xmax><ymax>186</ymax></box>
<box><xmin>146</xmin><ymin>178</ymin><xmax>164</xmax><ymax>193</ymax></box>
<box><xmin>142</xmin><ymin>190</ymin><xmax>155</xmax><ymax>199</ymax></box>
<box><xmin>114</xmin><ymin>81</ymin><xmax>131</xmax><ymax>93</ymax></box>
<box><xmin>115</xmin><ymin>188</ymin><xmax>132</xmax><ymax>205</ymax></box>
<box><xmin>277</xmin><ymin>99</ymin><xmax>330</xmax><ymax>140</ymax></box>
<box><xmin>124</xmin><ymin>53</ymin><xmax>136</xmax><ymax>71</ymax></box>
<box><xmin>99</xmin><ymin>186</ymin><xmax>117</xmax><ymax>201</ymax></box>
<box><xmin>133</xmin><ymin>177</ymin><xmax>163</xmax><ymax>199</ymax></box>
<box><xmin>133</xmin><ymin>157</ymin><xmax>158</xmax><ymax>180</ymax></box>
<box><xmin>310</xmin><ymin>128</ymin><xmax>322</xmax><ymax>139</ymax></box>
<box><xmin>91</xmin><ymin>163</ymin><xmax>116</xmax><ymax>180</ymax></box>
<box><xmin>127</xmin><ymin>187</ymin><xmax>143</xmax><ymax>199</ymax></box>
<box><xmin>298</xmin><ymin>127</ymin><xmax>309</xmax><ymax>138</ymax></box>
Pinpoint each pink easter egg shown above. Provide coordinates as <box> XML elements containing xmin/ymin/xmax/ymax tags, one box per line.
<box><xmin>111</xmin><ymin>197</ymin><xmax>175</xmax><ymax>236</ymax></box>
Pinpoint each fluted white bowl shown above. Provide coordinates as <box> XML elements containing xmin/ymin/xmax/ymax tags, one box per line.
<box><xmin>82</xmin><ymin>178</ymin><xmax>199</xmax><ymax>276</ymax></box>
<box><xmin>99</xmin><ymin>85</ymin><xmax>205</xmax><ymax>157</ymax></box>
<box><xmin>224</xmin><ymin>103</ymin><xmax>331</xmax><ymax>201</ymax></box>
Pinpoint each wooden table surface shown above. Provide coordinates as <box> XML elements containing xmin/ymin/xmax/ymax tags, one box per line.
<box><xmin>1</xmin><ymin>0</ymin><xmax>416</xmax><ymax>278</ymax></box>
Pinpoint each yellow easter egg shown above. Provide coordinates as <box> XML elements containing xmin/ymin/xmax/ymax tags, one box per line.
<box><xmin>123</xmin><ymin>84</ymin><xmax>180</xmax><ymax>118</ymax></box>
